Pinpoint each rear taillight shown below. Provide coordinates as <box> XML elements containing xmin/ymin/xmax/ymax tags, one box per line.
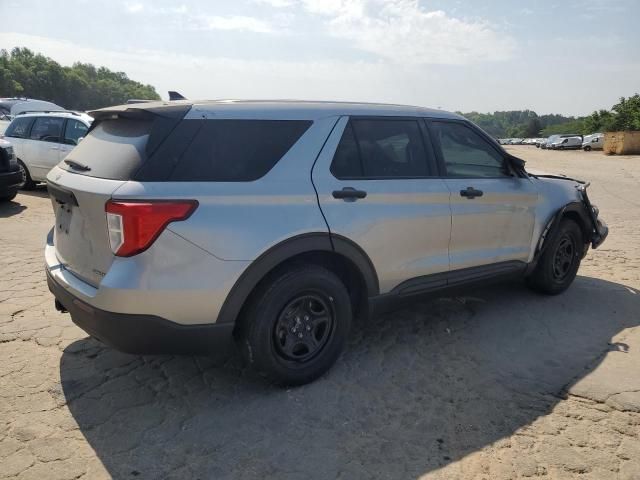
<box><xmin>105</xmin><ymin>200</ymin><xmax>198</xmax><ymax>257</ymax></box>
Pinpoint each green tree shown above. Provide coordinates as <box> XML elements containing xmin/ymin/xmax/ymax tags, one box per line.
<box><xmin>0</xmin><ymin>47</ymin><xmax>160</xmax><ymax>110</ymax></box>
<box><xmin>610</xmin><ymin>94</ymin><xmax>640</xmax><ymax>131</ymax></box>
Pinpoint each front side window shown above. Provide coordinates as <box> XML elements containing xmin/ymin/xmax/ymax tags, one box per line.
<box><xmin>431</xmin><ymin>121</ymin><xmax>508</xmax><ymax>178</ymax></box>
<box><xmin>29</xmin><ymin>117</ymin><xmax>65</xmax><ymax>143</ymax></box>
<box><xmin>4</xmin><ymin>117</ymin><xmax>34</xmax><ymax>139</ymax></box>
<box><xmin>63</xmin><ymin>120</ymin><xmax>89</xmax><ymax>145</ymax></box>
<box><xmin>331</xmin><ymin>119</ymin><xmax>432</xmax><ymax>179</ymax></box>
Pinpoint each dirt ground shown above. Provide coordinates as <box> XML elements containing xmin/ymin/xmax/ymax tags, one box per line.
<box><xmin>1</xmin><ymin>146</ymin><xmax>639</xmax><ymax>480</ymax></box>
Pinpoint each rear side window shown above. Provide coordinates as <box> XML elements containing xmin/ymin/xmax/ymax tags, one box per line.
<box><xmin>30</xmin><ymin>117</ymin><xmax>65</xmax><ymax>142</ymax></box>
<box><xmin>170</xmin><ymin>120</ymin><xmax>311</xmax><ymax>182</ymax></box>
<box><xmin>331</xmin><ymin>119</ymin><xmax>432</xmax><ymax>179</ymax></box>
<box><xmin>4</xmin><ymin>117</ymin><xmax>34</xmax><ymax>139</ymax></box>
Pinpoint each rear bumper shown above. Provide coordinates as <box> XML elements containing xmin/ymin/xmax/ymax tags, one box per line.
<box><xmin>0</xmin><ymin>169</ymin><xmax>21</xmax><ymax>195</ymax></box>
<box><xmin>47</xmin><ymin>268</ymin><xmax>235</xmax><ymax>355</ymax></box>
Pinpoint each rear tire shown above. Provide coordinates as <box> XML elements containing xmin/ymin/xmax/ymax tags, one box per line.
<box><xmin>239</xmin><ymin>264</ymin><xmax>352</xmax><ymax>386</ymax></box>
<box><xmin>17</xmin><ymin>160</ymin><xmax>36</xmax><ymax>190</ymax></box>
<box><xmin>0</xmin><ymin>191</ymin><xmax>17</xmax><ymax>202</ymax></box>
<box><xmin>527</xmin><ymin>219</ymin><xmax>584</xmax><ymax>295</ymax></box>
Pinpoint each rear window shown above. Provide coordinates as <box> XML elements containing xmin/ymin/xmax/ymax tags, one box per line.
<box><xmin>169</xmin><ymin>120</ymin><xmax>311</xmax><ymax>182</ymax></box>
<box><xmin>59</xmin><ymin>117</ymin><xmax>152</xmax><ymax>180</ymax></box>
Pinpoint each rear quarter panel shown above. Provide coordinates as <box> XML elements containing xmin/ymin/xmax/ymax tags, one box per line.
<box><xmin>112</xmin><ymin>115</ymin><xmax>341</xmax><ymax>261</ymax></box>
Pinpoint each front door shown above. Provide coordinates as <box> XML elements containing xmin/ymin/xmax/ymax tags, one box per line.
<box><xmin>427</xmin><ymin>119</ymin><xmax>538</xmax><ymax>271</ymax></box>
<box><xmin>312</xmin><ymin>116</ymin><xmax>451</xmax><ymax>293</ymax></box>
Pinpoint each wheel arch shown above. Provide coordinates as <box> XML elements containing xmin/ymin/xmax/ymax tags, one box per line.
<box><xmin>216</xmin><ymin>233</ymin><xmax>379</xmax><ymax>327</ymax></box>
<box><xmin>532</xmin><ymin>201</ymin><xmax>592</xmax><ymax>267</ymax></box>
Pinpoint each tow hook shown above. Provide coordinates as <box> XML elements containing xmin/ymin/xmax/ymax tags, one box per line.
<box><xmin>55</xmin><ymin>300</ymin><xmax>68</xmax><ymax>313</ymax></box>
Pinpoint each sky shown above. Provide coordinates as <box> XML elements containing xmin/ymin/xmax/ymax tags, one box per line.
<box><xmin>1</xmin><ymin>0</ymin><xmax>639</xmax><ymax>116</ymax></box>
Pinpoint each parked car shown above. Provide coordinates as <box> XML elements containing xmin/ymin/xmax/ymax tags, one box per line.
<box><xmin>542</xmin><ymin>134</ymin><xmax>581</xmax><ymax>149</ymax></box>
<box><xmin>1</xmin><ymin>111</ymin><xmax>92</xmax><ymax>189</ymax></box>
<box><xmin>0</xmin><ymin>138</ymin><xmax>21</xmax><ymax>202</ymax></box>
<box><xmin>583</xmin><ymin>133</ymin><xmax>604</xmax><ymax>151</ymax></box>
<box><xmin>44</xmin><ymin>100</ymin><xmax>608</xmax><ymax>385</ymax></box>
<box><xmin>551</xmin><ymin>136</ymin><xmax>583</xmax><ymax>150</ymax></box>
<box><xmin>0</xmin><ymin>98</ymin><xmax>65</xmax><ymax>118</ymax></box>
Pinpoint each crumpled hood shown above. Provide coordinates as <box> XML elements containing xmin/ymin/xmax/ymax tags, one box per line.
<box><xmin>527</xmin><ymin>168</ymin><xmax>585</xmax><ymax>185</ymax></box>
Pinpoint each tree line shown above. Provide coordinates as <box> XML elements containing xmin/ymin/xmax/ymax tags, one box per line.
<box><xmin>462</xmin><ymin>94</ymin><xmax>640</xmax><ymax>138</ymax></box>
<box><xmin>0</xmin><ymin>47</ymin><xmax>160</xmax><ymax>111</ymax></box>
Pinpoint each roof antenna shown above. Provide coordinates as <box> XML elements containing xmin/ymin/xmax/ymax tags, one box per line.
<box><xmin>168</xmin><ymin>91</ymin><xmax>187</xmax><ymax>101</ymax></box>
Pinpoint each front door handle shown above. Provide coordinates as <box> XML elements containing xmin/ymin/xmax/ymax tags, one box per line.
<box><xmin>460</xmin><ymin>187</ymin><xmax>484</xmax><ymax>199</ymax></box>
<box><xmin>332</xmin><ymin>187</ymin><xmax>367</xmax><ymax>201</ymax></box>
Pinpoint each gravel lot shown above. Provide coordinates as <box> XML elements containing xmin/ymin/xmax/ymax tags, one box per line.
<box><xmin>1</xmin><ymin>146</ymin><xmax>639</xmax><ymax>480</ymax></box>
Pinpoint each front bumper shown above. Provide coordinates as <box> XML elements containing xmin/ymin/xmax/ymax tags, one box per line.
<box><xmin>0</xmin><ymin>169</ymin><xmax>21</xmax><ymax>195</ymax></box>
<box><xmin>591</xmin><ymin>217</ymin><xmax>608</xmax><ymax>249</ymax></box>
<box><xmin>47</xmin><ymin>269</ymin><xmax>235</xmax><ymax>355</ymax></box>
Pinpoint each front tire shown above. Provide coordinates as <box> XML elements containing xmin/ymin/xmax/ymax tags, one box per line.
<box><xmin>527</xmin><ymin>219</ymin><xmax>584</xmax><ymax>295</ymax></box>
<box><xmin>584</xmin><ymin>146</ymin><xmax>592</xmax><ymax>151</ymax></box>
<box><xmin>17</xmin><ymin>160</ymin><xmax>36</xmax><ymax>190</ymax></box>
<box><xmin>239</xmin><ymin>265</ymin><xmax>352</xmax><ymax>386</ymax></box>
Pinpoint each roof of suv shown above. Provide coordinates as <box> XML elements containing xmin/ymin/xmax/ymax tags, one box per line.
<box><xmin>15</xmin><ymin>111</ymin><xmax>93</xmax><ymax>124</ymax></box>
<box><xmin>92</xmin><ymin>99</ymin><xmax>465</xmax><ymax>121</ymax></box>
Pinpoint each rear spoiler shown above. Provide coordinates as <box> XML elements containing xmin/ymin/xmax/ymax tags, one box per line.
<box><xmin>87</xmin><ymin>101</ymin><xmax>193</xmax><ymax>157</ymax></box>
<box><xmin>125</xmin><ymin>90</ymin><xmax>188</xmax><ymax>105</ymax></box>
<box><xmin>88</xmin><ymin>101</ymin><xmax>192</xmax><ymax>121</ymax></box>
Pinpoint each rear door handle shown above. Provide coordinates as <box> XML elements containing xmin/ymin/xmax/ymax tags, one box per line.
<box><xmin>332</xmin><ymin>187</ymin><xmax>367</xmax><ymax>201</ymax></box>
<box><xmin>460</xmin><ymin>187</ymin><xmax>484</xmax><ymax>199</ymax></box>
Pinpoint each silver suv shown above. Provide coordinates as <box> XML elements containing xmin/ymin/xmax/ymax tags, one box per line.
<box><xmin>45</xmin><ymin>100</ymin><xmax>608</xmax><ymax>385</ymax></box>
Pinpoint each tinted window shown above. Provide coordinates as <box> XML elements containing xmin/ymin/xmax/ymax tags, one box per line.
<box><xmin>431</xmin><ymin>121</ymin><xmax>508</xmax><ymax>178</ymax></box>
<box><xmin>4</xmin><ymin>117</ymin><xmax>34</xmax><ymax>139</ymax></box>
<box><xmin>59</xmin><ymin>117</ymin><xmax>152</xmax><ymax>180</ymax></box>
<box><xmin>331</xmin><ymin>119</ymin><xmax>431</xmax><ymax>178</ymax></box>
<box><xmin>170</xmin><ymin>120</ymin><xmax>311</xmax><ymax>182</ymax></box>
<box><xmin>63</xmin><ymin>120</ymin><xmax>89</xmax><ymax>145</ymax></box>
<box><xmin>29</xmin><ymin>117</ymin><xmax>64</xmax><ymax>142</ymax></box>
<box><xmin>330</xmin><ymin>123</ymin><xmax>362</xmax><ymax>178</ymax></box>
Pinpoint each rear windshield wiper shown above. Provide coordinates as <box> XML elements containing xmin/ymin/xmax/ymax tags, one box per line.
<box><xmin>64</xmin><ymin>159</ymin><xmax>91</xmax><ymax>171</ymax></box>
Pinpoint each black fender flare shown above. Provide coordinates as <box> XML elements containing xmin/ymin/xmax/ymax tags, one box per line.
<box><xmin>530</xmin><ymin>201</ymin><xmax>594</xmax><ymax>272</ymax></box>
<box><xmin>216</xmin><ymin>233</ymin><xmax>379</xmax><ymax>325</ymax></box>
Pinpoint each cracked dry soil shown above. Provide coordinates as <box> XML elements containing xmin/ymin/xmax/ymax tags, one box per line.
<box><xmin>1</xmin><ymin>147</ymin><xmax>639</xmax><ymax>479</ymax></box>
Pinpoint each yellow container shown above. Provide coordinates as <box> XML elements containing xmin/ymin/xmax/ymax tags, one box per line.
<box><xmin>604</xmin><ymin>131</ymin><xmax>640</xmax><ymax>155</ymax></box>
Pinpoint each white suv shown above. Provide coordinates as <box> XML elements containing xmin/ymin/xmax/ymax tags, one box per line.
<box><xmin>2</xmin><ymin>111</ymin><xmax>92</xmax><ymax>189</ymax></box>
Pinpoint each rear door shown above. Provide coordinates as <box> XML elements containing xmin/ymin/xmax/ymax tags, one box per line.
<box><xmin>427</xmin><ymin>119</ymin><xmax>538</xmax><ymax>271</ymax></box>
<box><xmin>26</xmin><ymin>116</ymin><xmax>66</xmax><ymax>180</ymax></box>
<box><xmin>312</xmin><ymin>116</ymin><xmax>451</xmax><ymax>293</ymax></box>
